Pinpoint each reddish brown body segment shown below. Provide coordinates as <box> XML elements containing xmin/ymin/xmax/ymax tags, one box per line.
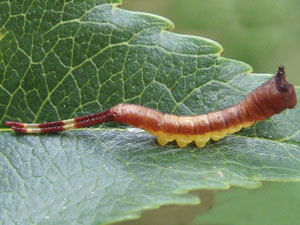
<box><xmin>6</xmin><ymin>66</ymin><xmax>297</xmax><ymax>147</ymax></box>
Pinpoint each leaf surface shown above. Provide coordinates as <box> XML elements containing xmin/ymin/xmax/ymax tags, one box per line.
<box><xmin>0</xmin><ymin>1</ymin><xmax>300</xmax><ymax>224</ymax></box>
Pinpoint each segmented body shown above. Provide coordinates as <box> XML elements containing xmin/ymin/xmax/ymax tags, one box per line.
<box><xmin>6</xmin><ymin>66</ymin><xmax>297</xmax><ymax>148</ymax></box>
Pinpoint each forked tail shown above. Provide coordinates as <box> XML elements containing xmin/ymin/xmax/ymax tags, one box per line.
<box><xmin>6</xmin><ymin>110</ymin><xmax>112</xmax><ymax>133</ymax></box>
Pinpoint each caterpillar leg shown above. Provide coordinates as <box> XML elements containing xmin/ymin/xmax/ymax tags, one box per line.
<box><xmin>155</xmin><ymin>133</ymin><xmax>175</xmax><ymax>146</ymax></box>
<box><xmin>194</xmin><ymin>135</ymin><xmax>210</xmax><ymax>148</ymax></box>
<box><xmin>6</xmin><ymin>110</ymin><xmax>112</xmax><ymax>133</ymax></box>
<box><xmin>176</xmin><ymin>136</ymin><xmax>194</xmax><ymax>148</ymax></box>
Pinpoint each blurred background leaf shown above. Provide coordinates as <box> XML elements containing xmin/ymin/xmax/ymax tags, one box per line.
<box><xmin>123</xmin><ymin>0</ymin><xmax>300</xmax><ymax>85</ymax></box>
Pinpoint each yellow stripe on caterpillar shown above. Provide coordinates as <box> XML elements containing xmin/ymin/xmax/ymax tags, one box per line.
<box><xmin>147</xmin><ymin>120</ymin><xmax>255</xmax><ymax>148</ymax></box>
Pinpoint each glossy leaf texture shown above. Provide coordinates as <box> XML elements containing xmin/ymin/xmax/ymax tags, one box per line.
<box><xmin>0</xmin><ymin>0</ymin><xmax>300</xmax><ymax>224</ymax></box>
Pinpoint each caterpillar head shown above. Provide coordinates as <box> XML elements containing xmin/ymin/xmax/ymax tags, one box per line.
<box><xmin>274</xmin><ymin>66</ymin><xmax>297</xmax><ymax>109</ymax></box>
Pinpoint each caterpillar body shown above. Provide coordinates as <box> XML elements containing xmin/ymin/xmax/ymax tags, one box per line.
<box><xmin>6</xmin><ymin>66</ymin><xmax>297</xmax><ymax>148</ymax></box>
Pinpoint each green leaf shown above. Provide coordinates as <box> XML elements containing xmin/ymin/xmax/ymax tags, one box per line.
<box><xmin>0</xmin><ymin>1</ymin><xmax>299</xmax><ymax>224</ymax></box>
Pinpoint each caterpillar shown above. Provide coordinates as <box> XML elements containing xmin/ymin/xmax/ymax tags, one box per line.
<box><xmin>6</xmin><ymin>66</ymin><xmax>297</xmax><ymax>148</ymax></box>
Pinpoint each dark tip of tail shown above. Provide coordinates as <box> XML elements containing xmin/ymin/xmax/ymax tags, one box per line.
<box><xmin>275</xmin><ymin>65</ymin><xmax>288</xmax><ymax>92</ymax></box>
<box><xmin>6</xmin><ymin>121</ymin><xmax>14</xmax><ymax>127</ymax></box>
<box><xmin>11</xmin><ymin>126</ymin><xmax>27</xmax><ymax>133</ymax></box>
<box><xmin>6</xmin><ymin>121</ymin><xmax>24</xmax><ymax>128</ymax></box>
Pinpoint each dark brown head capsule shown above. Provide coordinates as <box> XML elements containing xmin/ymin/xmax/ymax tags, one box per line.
<box><xmin>268</xmin><ymin>66</ymin><xmax>297</xmax><ymax>113</ymax></box>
